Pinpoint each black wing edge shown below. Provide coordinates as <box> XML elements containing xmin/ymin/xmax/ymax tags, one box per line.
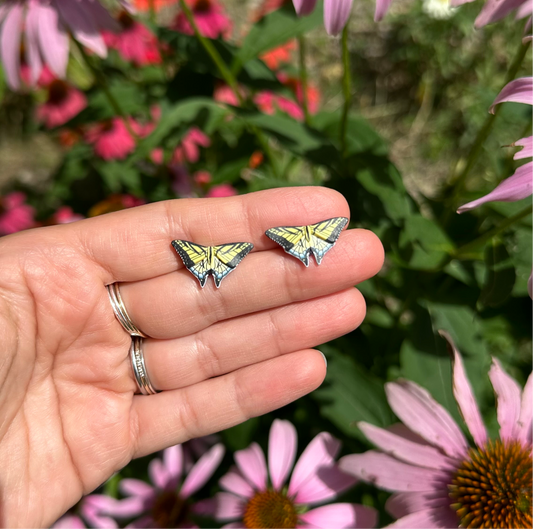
<box><xmin>171</xmin><ymin>240</ymin><xmax>206</xmax><ymax>269</ymax></box>
<box><xmin>224</xmin><ymin>242</ymin><xmax>254</xmax><ymax>269</ymax></box>
<box><xmin>265</xmin><ymin>230</ymin><xmax>296</xmax><ymax>251</ymax></box>
<box><xmin>324</xmin><ymin>217</ymin><xmax>349</xmax><ymax>243</ymax></box>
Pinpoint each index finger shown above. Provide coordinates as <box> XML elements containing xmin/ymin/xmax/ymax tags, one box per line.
<box><xmin>68</xmin><ymin>186</ymin><xmax>350</xmax><ymax>283</ymax></box>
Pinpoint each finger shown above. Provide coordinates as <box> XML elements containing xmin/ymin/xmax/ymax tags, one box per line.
<box><xmin>131</xmin><ymin>349</ymin><xmax>327</xmax><ymax>457</ymax></box>
<box><xmin>69</xmin><ymin>187</ymin><xmax>350</xmax><ymax>283</ymax></box>
<box><xmin>119</xmin><ymin>229</ymin><xmax>383</xmax><ymax>339</ymax></box>
<box><xmin>143</xmin><ymin>288</ymin><xmax>365</xmax><ymax>390</ymax></box>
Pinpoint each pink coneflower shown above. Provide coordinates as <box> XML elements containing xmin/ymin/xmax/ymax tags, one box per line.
<box><xmin>0</xmin><ymin>0</ymin><xmax>120</xmax><ymax>89</ymax></box>
<box><xmin>172</xmin><ymin>0</ymin><xmax>232</xmax><ymax>39</ymax></box>
<box><xmin>213</xmin><ymin>83</ymin><xmax>245</xmax><ymax>106</ymax></box>
<box><xmin>254</xmin><ymin>91</ymin><xmax>305</xmax><ymax>120</ymax></box>
<box><xmin>103</xmin><ymin>11</ymin><xmax>161</xmax><ymax>66</ymax></box>
<box><xmin>340</xmin><ymin>332</ymin><xmax>532</xmax><ymax>529</ymax></box>
<box><xmin>85</xmin><ymin>117</ymin><xmax>140</xmax><ymax>160</ymax></box>
<box><xmin>450</xmin><ymin>0</ymin><xmax>531</xmax><ymax>27</ymax></box>
<box><xmin>206</xmin><ymin>419</ymin><xmax>377</xmax><ymax>528</ymax></box>
<box><xmin>0</xmin><ymin>192</ymin><xmax>35</xmax><ymax>235</ymax></box>
<box><xmin>279</xmin><ymin>73</ymin><xmax>321</xmax><ymax>114</ymax></box>
<box><xmin>36</xmin><ymin>79</ymin><xmax>87</xmax><ymax>128</ymax></box>
<box><xmin>206</xmin><ymin>183</ymin><xmax>237</xmax><ymax>197</ymax></box>
<box><xmin>458</xmin><ymin>78</ymin><xmax>533</xmax><ymax>213</ymax></box>
<box><xmin>53</xmin><ymin>206</ymin><xmax>84</xmax><ymax>224</ymax></box>
<box><xmin>193</xmin><ymin>170</ymin><xmax>212</xmax><ymax>185</ymax></box>
<box><xmin>95</xmin><ymin>443</ymin><xmax>225</xmax><ymax>528</ymax></box>
<box><xmin>51</xmin><ymin>494</ymin><xmax>122</xmax><ymax>528</ymax></box>
<box><xmin>172</xmin><ymin>127</ymin><xmax>211</xmax><ymax>164</ymax></box>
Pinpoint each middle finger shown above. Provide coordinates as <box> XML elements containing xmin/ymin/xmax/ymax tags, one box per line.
<box><xmin>119</xmin><ymin>228</ymin><xmax>383</xmax><ymax>339</ymax></box>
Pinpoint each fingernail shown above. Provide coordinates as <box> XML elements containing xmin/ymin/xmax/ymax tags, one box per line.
<box><xmin>319</xmin><ymin>351</ymin><xmax>327</xmax><ymax>368</ymax></box>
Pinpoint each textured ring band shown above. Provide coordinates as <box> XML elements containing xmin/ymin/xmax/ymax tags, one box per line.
<box><xmin>107</xmin><ymin>283</ymin><xmax>147</xmax><ymax>338</ymax></box>
<box><xmin>130</xmin><ymin>337</ymin><xmax>159</xmax><ymax>395</ymax></box>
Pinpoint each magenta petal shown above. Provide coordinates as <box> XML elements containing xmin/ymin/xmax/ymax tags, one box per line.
<box><xmin>387</xmin><ymin>507</ymin><xmax>460</xmax><ymax>528</ymax></box>
<box><xmin>221</xmin><ymin>524</ymin><xmax>245</xmax><ymax>528</ymax></box>
<box><xmin>51</xmin><ymin>515</ymin><xmax>86</xmax><ymax>528</ymax></box>
<box><xmin>234</xmin><ymin>443</ymin><xmax>268</xmax><ymax>492</ymax></box>
<box><xmin>339</xmin><ymin>451</ymin><xmax>447</xmax><ymax>492</ymax></box>
<box><xmin>149</xmin><ymin>458</ymin><xmax>170</xmax><ymax>489</ymax></box>
<box><xmin>125</xmin><ymin>516</ymin><xmax>155</xmax><ymax>528</ymax></box>
<box><xmin>293</xmin><ymin>464</ymin><xmax>356</xmax><ymax>505</ymax></box>
<box><xmin>54</xmin><ymin>0</ymin><xmax>107</xmax><ymax>58</ymax></box>
<box><xmin>293</xmin><ymin>0</ymin><xmax>319</xmax><ymax>15</ymax></box>
<box><xmin>299</xmin><ymin>503</ymin><xmax>377</xmax><ymax>529</ymax></box>
<box><xmin>181</xmin><ymin>443</ymin><xmax>225</xmax><ymax>498</ymax></box>
<box><xmin>386</xmin><ymin>490</ymin><xmax>452</xmax><ymax>518</ymax></box>
<box><xmin>358</xmin><ymin>422</ymin><xmax>453</xmax><ymax>470</ymax></box>
<box><xmin>81</xmin><ymin>496</ymin><xmax>120</xmax><ymax>528</ymax></box>
<box><xmin>490</xmin><ymin>77</ymin><xmax>533</xmax><ymax>113</ymax></box>
<box><xmin>324</xmin><ymin>0</ymin><xmax>354</xmax><ymax>35</ymax></box>
<box><xmin>442</xmin><ymin>333</ymin><xmax>488</xmax><ymax>448</ymax></box>
<box><xmin>517</xmin><ymin>373</ymin><xmax>532</xmax><ymax>445</ymax></box>
<box><xmin>119</xmin><ymin>478</ymin><xmax>155</xmax><ymax>499</ymax></box>
<box><xmin>374</xmin><ymin>0</ymin><xmax>394</xmax><ymax>21</ymax></box>
<box><xmin>457</xmin><ymin>162</ymin><xmax>533</xmax><ymax>213</ymax></box>
<box><xmin>208</xmin><ymin>492</ymin><xmax>246</xmax><ymax>522</ymax></box>
<box><xmin>269</xmin><ymin>419</ymin><xmax>297</xmax><ymax>490</ymax></box>
<box><xmin>84</xmin><ymin>494</ymin><xmax>145</xmax><ymax>519</ymax></box>
<box><xmin>24</xmin><ymin>0</ymin><xmax>43</xmax><ymax>85</ymax></box>
<box><xmin>489</xmin><ymin>358</ymin><xmax>522</xmax><ymax>441</ymax></box>
<box><xmin>37</xmin><ymin>2</ymin><xmax>69</xmax><ymax>79</ymax></box>
<box><xmin>0</xmin><ymin>3</ymin><xmax>23</xmax><ymax>89</ymax></box>
<box><xmin>385</xmin><ymin>381</ymin><xmax>468</xmax><ymax>458</ymax></box>
<box><xmin>475</xmin><ymin>0</ymin><xmax>530</xmax><ymax>26</ymax></box>
<box><xmin>288</xmin><ymin>432</ymin><xmax>340</xmax><ymax>497</ymax></box>
<box><xmin>514</xmin><ymin>136</ymin><xmax>533</xmax><ymax>159</ymax></box>
<box><xmin>220</xmin><ymin>469</ymin><xmax>255</xmax><ymax>498</ymax></box>
<box><xmin>163</xmin><ymin>444</ymin><xmax>184</xmax><ymax>487</ymax></box>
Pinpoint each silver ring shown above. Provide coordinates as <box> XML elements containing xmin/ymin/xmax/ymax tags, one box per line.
<box><xmin>107</xmin><ymin>283</ymin><xmax>147</xmax><ymax>337</ymax></box>
<box><xmin>130</xmin><ymin>337</ymin><xmax>159</xmax><ymax>395</ymax></box>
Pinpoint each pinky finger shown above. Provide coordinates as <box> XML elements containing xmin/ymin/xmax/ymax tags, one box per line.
<box><xmin>130</xmin><ymin>349</ymin><xmax>327</xmax><ymax>458</ymax></box>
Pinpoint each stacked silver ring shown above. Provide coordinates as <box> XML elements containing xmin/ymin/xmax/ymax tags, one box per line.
<box><xmin>106</xmin><ymin>283</ymin><xmax>147</xmax><ymax>338</ymax></box>
<box><xmin>130</xmin><ymin>337</ymin><xmax>158</xmax><ymax>395</ymax></box>
<box><xmin>107</xmin><ymin>283</ymin><xmax>159</xmax><ymax>395</ymax></box>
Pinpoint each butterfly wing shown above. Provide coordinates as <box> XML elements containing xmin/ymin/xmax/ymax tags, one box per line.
<box><xmin>172</xmin><ymin>240</ymin><xmax>210</xmax><ymax>287</ymax></box>
<box><xmin>265</xmin><ymin>226</ymin><xmax>312</xmax><ymax>266</ymax></box>
<box><xmin>212</xmin><ymin>242</ymin><xmax>254</xmax><ymax>288</ymax></box>
<box><xmin>309</xmin><ymin>217</ymin><xmax>348</xmax><ymax>265</ymax></box>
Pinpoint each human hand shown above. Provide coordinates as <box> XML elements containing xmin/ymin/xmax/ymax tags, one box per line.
<box><xmin>0</xmin><ymin>187</ymin><xmax>383</xmax><ymax>527</ymax></box>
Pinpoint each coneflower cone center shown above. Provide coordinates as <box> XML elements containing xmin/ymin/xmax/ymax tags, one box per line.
<box><xmin>449</xmin><ymin>440</ymin><xmax>532</xmax><ymax>528</ymax></box>
<box><xmin>48</xmin><ymin>80</ymin><xmax>69</xmax><ymax>104</ymax></box>
<box><xmin>243</xmin><ymin>490</ymin><xmax>298</xmax><ymax>528</ymax></box>
<box><xmin>193</xmin><ymin>0</ymin><xmax>212</xmax><ymax>12</ymax></box>
<box><xmin>118</xmin><ymin>11</ymin><xmax>135</xmax><ymax>29</ymax></box>
<box><xmin>151</xmin><ymin>490</ymin><xmax>188</xmax><ymax>528</ymax></box>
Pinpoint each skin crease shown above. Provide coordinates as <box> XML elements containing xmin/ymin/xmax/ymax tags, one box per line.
<box><xmin>0</xmin><ymin>187</ymin><xmax>384</xmax><ymax>527</ymax></box>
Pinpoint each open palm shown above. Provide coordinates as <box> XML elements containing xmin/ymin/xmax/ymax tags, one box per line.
<box><xmin>0</xmin><ymin>187</ymin><xmax>383</xmax><ymax>528</ymax></box>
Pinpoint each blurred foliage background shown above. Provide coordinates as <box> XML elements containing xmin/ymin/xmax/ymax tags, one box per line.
<box><xmin>0</xmin><ymin>0</ymin><xmax>531</xmax><ymax>525</ymax></box>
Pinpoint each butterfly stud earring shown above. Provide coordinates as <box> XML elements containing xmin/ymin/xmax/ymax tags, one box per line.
<box><xmin>265</xmin><ymin>217</ymin><xmax>348</xmax><ymax>267</ymax></box>
<box><xmin>172</xmin><ymin>240</ymin><xmax>254</xmax><ymax>288</ymax></box>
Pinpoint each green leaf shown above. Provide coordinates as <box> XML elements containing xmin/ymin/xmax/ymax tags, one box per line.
<box><xmin>398</xmin><ymin>215</ymin><xmax>454</xmax><ymax>269</ymax></box>
<box><xmin>222</xmin><ymin>418</ymin><xmax>259</xmax><ymax>451</ymax></box>
<box><xmin>130</xmin><ymin>98</ymin><xmax>229</xmax><ymax>162</ymax></box>
<box><xmin>479</xmin><ymin>241</ymin><xmax>516</xmax><ymax>307</ymax></box>
<box><xmin>96</xmin><ymin>161</ymin><xmax>142</xmax><ymax>194</ymax></box>
<box><xmin>234</xmin><ymin>4</ymin><xmax>323</xmax><ymax>72</ymax></box>
<box><xmin>313</xmin><ymin>347</ymin><xmax>394</xmax><ymax>439</ymax></box>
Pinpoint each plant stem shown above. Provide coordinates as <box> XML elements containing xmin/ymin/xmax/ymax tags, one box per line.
<box><xmin>149</xmin><ymin>0</ymin><xmax>156</xmax><ymax>25</ymax></box>
<box><xmin>453</xmin><ymin>205</ymin><xmax>532</xmax><ymax>260</ymax></box>
<box><xmin>74</xmin><ymin>40</ymin><xmax>140</xmax><ymax>141</ymax></box>
<box><xmin>178</xmin><ymin>0</ymin><xmax>243</xmax><ymax>105</ymax></box>
<box><xmin>448</xmin><ymin>39</ymin><xmax>531</xmax><ymax>204</ymax></box>
<box><xmin>340</xmin><ymin>25</ymin><xmax>352</xmax><ymax>158</ymax></box>
<box><xmin>298</xmin><ymin>35</ymin><xmax>310</xmax><ymax>126</ymax></box>
<box><xmin>177</xmin><ymin>0</ymin><xmax>281</xmax><ymax>176</ymax></box>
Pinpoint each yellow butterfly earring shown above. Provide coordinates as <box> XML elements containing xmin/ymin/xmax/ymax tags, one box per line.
<box><xmin>172</xmin><ymin>240</ymin><xmax>254</xmax><ymax>288</ymax></box>
<box><xmin>265</xmin><ymin>217</ymin><xmax>348</xmax><ymax>267</ymax></box>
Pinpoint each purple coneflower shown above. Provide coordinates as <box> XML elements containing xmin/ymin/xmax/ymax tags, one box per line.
<box><xmin>205</xmin><ymin>419</ymin><xmax>377</xmax><ymax>528</ymax></box>
<box><xmin>0</xmin><ymin>0</ymin><xmax>124</xmax><ymax>89</ymax></box>
<box><xmin>339</xmin><ymin>332</ymin><xmax>532</xmax><ymax>529</ymax></box>
<box><xmin>94</xmin><ymin>443</ymin><xmax>225</xmax><ymax>528</ymax></box>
